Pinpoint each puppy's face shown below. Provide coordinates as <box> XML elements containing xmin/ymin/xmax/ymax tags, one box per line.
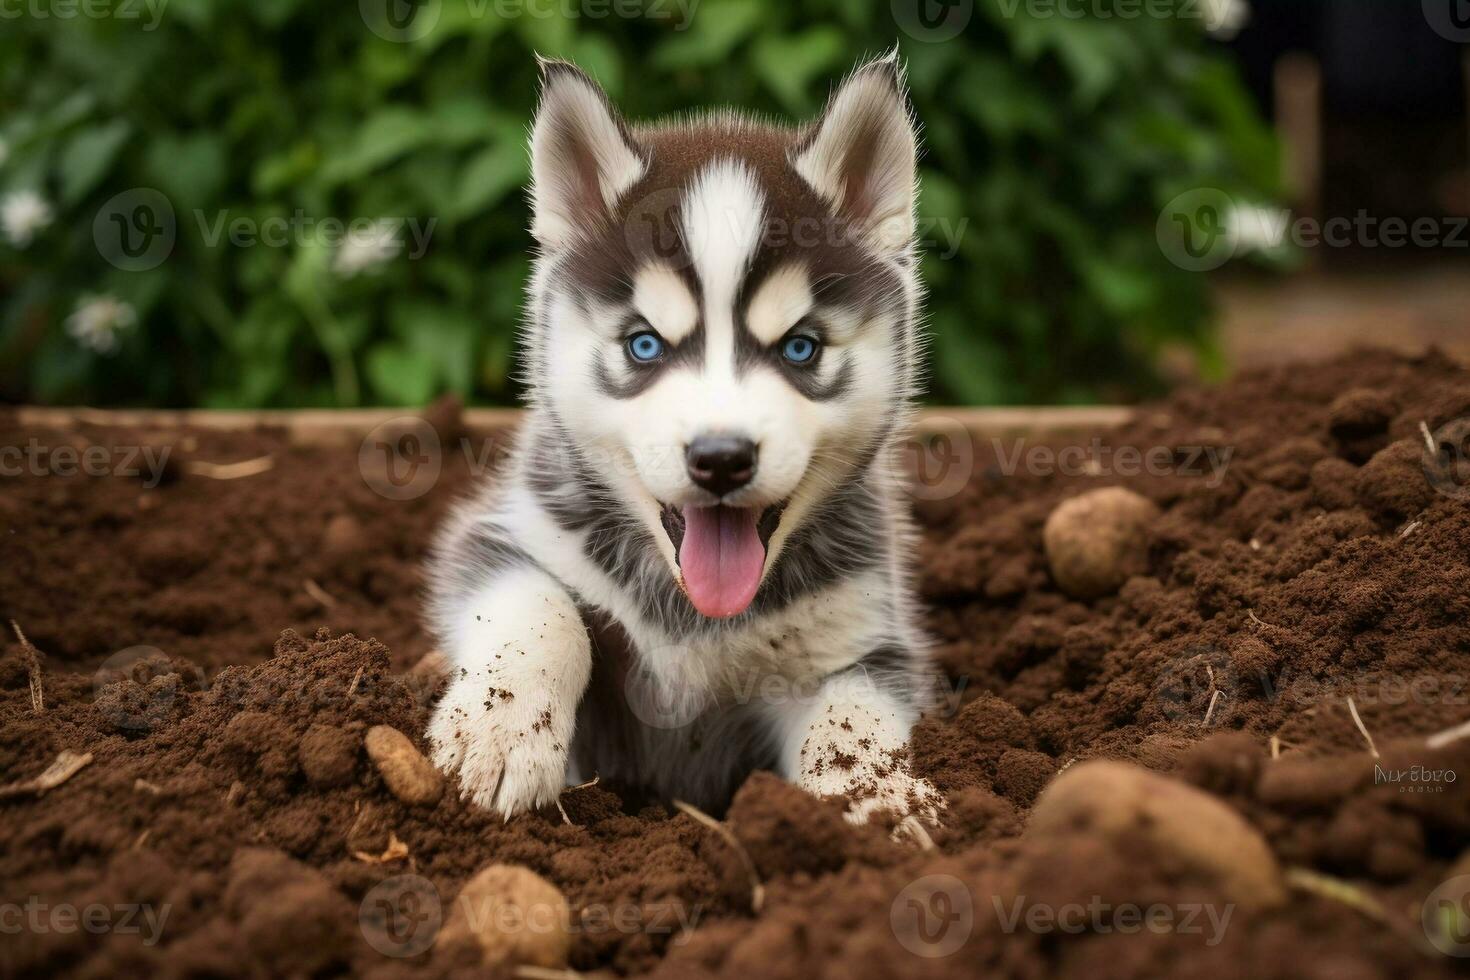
<box><xmin>526</xmin><ymin>58</ymin><xmax>920</xmax><ymax>619</ymax></box>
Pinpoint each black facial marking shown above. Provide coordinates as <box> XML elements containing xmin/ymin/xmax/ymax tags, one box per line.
<box><xmin>593</xmin><ymin>311</ymin><xmax>708</xmax><ymax>400</ymax></box>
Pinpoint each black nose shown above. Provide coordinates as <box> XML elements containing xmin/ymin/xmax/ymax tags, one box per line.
<box><xmin>686</xmin><ymin>436</ymin><xmax>757</xmax><ymax>497</ymax></box>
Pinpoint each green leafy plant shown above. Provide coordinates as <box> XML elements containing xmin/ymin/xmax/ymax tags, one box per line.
<box><xmin>0</xmin><ymin>0</ymin><xmax>1278</xmax><ymax>407</ymax></box>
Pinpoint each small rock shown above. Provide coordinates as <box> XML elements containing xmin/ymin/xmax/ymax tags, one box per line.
<box><xmin>1029</xmin><ymin>759</ymin><xmax>1286</xmax><ymax>910</ymax></box>
<box><xmin>365</xmin><ymin>725</ymin><xmax>442</xmax><ymax>806</ymax></box>
<box><xmin>321</xmin><ymin>514</ymin><xmax>363</xmax><ymax>558</ymax></box>
<box><xmin>299</xmin><ymin>724</ymin><xmax>358</xmax><ymax>788</ymax></box>
<box><xmin>1043</xmin><ymin>487</ymin><xmax>1160</xmax><ymax>599</ymax></box>
<box><xmin>439</xmin><ymin>864</ymin><xmax>571</xmax><ymax>969</ymax></box>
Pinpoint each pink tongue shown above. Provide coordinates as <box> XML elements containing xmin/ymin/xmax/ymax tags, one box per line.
<box><xmin>678</xmin><ymin>506</ymin><xmax>765</xmax><ymax>618</ymax></box>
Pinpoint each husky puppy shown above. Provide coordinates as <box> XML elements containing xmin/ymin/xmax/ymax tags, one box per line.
<box><xmin>426</xmin><ymin>52</ymin><xmax>942</xmax><ymax>824</ymax></box>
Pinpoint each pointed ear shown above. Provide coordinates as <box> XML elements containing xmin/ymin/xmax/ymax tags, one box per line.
<box><xmin>529</xmin><ymin>58</ymin><xmax>646</xmax><ymax>248</ymax></box>
<box><xmin>792</xmin><ymin>53</ymin><xmax>919</xmax><ymax>256</ymax></box>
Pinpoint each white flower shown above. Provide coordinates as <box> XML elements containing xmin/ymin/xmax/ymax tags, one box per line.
<box><xmin>1201</xmin><ymin>0</ymin><xmax>1249</xmax><ymax>40</ymax></box>
<box><xmin>332</xmin><ymin>218</ymin><xmax>403</xmax><ymax>278</ymax></box>
<box><xmin>1227</xmin><ymin>202</ymin><xmax>1289</xmax><ymax>254</ymax></box>
<box><xmin>2</xmin><ymin>189</ymin><xmax>53</xmax><ymax>248</ymax></box>
<box><xmin>66</xmin><ymin>294</ymin><xmax>137</xmax><ymax>354</ymax></box>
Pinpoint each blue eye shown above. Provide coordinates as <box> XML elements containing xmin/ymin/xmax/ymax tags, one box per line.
<box><xmin>627</xmin><ymin>332</ymin><xmax>665</xmax><ymax>363</ymax></box>
<box><xmin>781</xmin><ymin>335</ymin><xmax>818</xmax><ymax>364</ymax></box>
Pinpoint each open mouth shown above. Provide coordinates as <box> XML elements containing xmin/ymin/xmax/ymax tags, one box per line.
<box><xmin>660</xmin><ymin>503</ymin><xmax>785</xmax><ymax>619</ymax></box>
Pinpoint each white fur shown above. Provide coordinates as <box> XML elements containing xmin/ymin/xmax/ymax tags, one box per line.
<box><xmin>427</xmin><ymin>565</ymin><xmax>591</xmax><ymax>818</ymax></box>
<box><xmin>775</xmin><ymin>684</ymin><xmax>942</xmax><ymax>826</ymax></box>
<box><xmin>529</xmin><ymin>65</ymin><xmax>645</xmax><ymax>247</ymax></box>
<box><xmin>792</xmin><ymin>55</ymin><xmax>918</xmax><ymax>255</ymax></box>
<box><xmin>681</xmin><ymin>157</ymin><xmax>766</xmax><ymax>376</ymax></box>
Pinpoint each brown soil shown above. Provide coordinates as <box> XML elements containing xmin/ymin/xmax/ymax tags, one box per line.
<box><xmin>3</xmin><ymin>349</ymin><xmax>1469</xmax><ymax>978</ymax></box>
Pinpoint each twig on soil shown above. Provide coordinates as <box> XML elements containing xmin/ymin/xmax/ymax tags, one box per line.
<box><xmin>1345</xmin><ymin>697</ymin><xmax>1380</xmax><ymax>759</ymax></box>
<box><xmin>1270</xmin><ymin>735</ymin><xmax>1281</xmax><ymax>759</ymax></box>
<box><xmin>134</xmin><ymin>829</ymin><xmax>151</xmax><ymax>850</ymax></box>
<box><xmin>891</xmin><ymin>815</ymin><xmax>936</xmax><ymax>851</ymax></box>
<box><xmin>674</xmin><ymin>799</ymin><xmax>765</xmax><ymax>913</ymax></box>
<box><xmin>514</xmin><ymin>967</ymin><xmax>582</xmax><ymax>980</ymax></box>
<box><xmin>1286</xmin><ymin>867</ymin><xmax>1437</xmax><ymax>957</ymax></box>
<box><xmin>353</xmin><ymin>831</ymin><xmax>410</xmax><ymax>865</ymax></box>
<box><xmin>1420</xmin><ymin>420</ymin><xmax>1436</xmax><ymax>455</ymax></box>
<box><xmin>1202</xmin><ymin>690</ymin><xmax>1225</xmax><ymax>728</ymax></box>
<box><xmin>1398</xmin><ymin>520</ymin><xmax>1421</xmax><ymax>540</ymax></box>
<box><xmin>1285</xmin><ymin>867</ymin><xmax>1391</xmax><ymax>924</ymax></box>
<box><xmin>1246</xmin><ymin>609</ymin><xmax>1277</xmax><ymax>631</ymax></box>
<box><xmin>0</xmin><ymin>750</ymin><xmax>93</xmax><ymax>800</ymax></box>
<box><xmin>304</xmin><ymin>579</ymin><xmax>338</xmax><ymax>609</ymax></box>
<box><xmin>10</xmin><ymin>620</ymin><xmax>44</xmax><ymax>713</ymax></box>
<box><xmin>134</xmin><ymin>778</ymin><xmax>161</xmax><ymax>794</ymax></box>
<box><xmin>346</xmin><ymin>665</ymin><xmax>365</xmax><ymax>699</ymax></box>
<box><xmin>183</xmin><ymin>455</ymin><xmax>275</xmax><ymax>480</ymax></box>
<box><xmin>1426</xmin><ymin>717</ymin><xmax>1470</xmax><ymax>750</ymax></box>
<box><xmin>555</xmin><ymin>775</ymin><xmax>601</xmax><ymax>825</ymax></box>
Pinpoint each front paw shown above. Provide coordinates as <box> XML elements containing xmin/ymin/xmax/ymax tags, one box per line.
<box><xmin>426</xmin><ymin>673</ymin><xmax>573</xmax><ymax>819</ymax></box>
<box><xmin>796</xmin><ymin>740</ymin><xmax>945</xmax><ymax>827</ymax></box>
<box><xmin>803</xmin><ymin>764</ymin><xmax>945</xmax><ymax>827</ymax></box>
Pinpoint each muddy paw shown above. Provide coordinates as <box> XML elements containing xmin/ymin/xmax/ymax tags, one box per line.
<box><xmin>426</xmin><ymin>674</ymin><xmax>572</xmax><ymax>820</ymax></box>
<box><xmin>806</xmin><ymin>765</ymin><xmax>946</xmax><ymax>827</ymax></box>
<box><xmin>795</xmin><ymin>740</ymin><xmax>946</xmax><ymax>828</ymax></box>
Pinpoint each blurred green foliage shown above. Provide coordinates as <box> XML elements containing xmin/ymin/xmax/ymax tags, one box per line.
<box><xmin>0</xmin><ymin>0</ymin><xmax>1278</xmax><ymax>407</ymax></box>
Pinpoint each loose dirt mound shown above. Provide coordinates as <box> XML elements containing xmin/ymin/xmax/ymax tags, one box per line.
<box><xmin>2</xmin><ymin>349</ymin><xmax>1469</xmax><ymax>978</ymax></box>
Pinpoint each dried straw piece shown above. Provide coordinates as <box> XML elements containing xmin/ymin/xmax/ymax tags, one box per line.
<box><xmin>0</xmin><ymin>750</ymin><xmax>93</xmax><ymax>800</ymax></box>
<box><xmin>184</xmin><ymin>456</ymin><xmax>275</xmax><ymax>480</ymax></box>
<box><xmin>673</xmin><ymin>799</ymin><xmax>764</xmax><ymax>912</ymax></box>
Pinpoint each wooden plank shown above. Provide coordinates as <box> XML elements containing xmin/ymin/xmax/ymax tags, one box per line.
<box><xmin>12</xmin><ymin>404</ymin><xmax>1135</xmax><ymax>439</ymax></box>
